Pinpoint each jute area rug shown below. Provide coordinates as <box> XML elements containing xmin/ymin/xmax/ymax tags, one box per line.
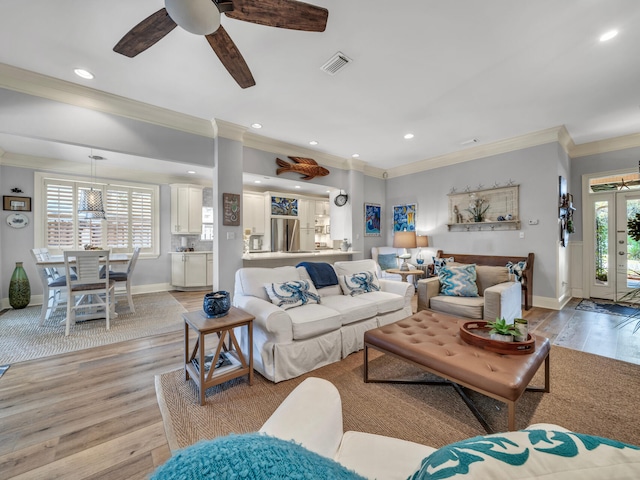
<box><xmin>0</xmin><ymin>292</ymin><xmax>186</xmax><ymax>364</ymax></box>
<box><xmin>156</xmin><ymin>345</ymin><xmax>640</xmax><ymax>452</ymax></box>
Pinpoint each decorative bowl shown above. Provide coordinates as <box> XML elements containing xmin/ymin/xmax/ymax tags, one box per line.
<box><xmin>203</xmin><ymin>291</ymin><xmax>231</xmax><ymax>318</ymax></box>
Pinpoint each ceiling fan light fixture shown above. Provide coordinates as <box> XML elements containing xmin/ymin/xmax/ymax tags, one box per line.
<box><xmin>165</xmin><ymin>0</ymin><xmax>221</xmax><ymax>35</ymax></box>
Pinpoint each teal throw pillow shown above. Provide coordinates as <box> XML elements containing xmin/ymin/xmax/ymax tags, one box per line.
<box><xmin>506</xmin><ymin>261</ymin><xmax>527</xmax><ymax>282</ymax></box>
<box><xmin>438</xmin><ymin>264</ymin><xmax>478</xmax><ymax>297</ymax></box>
<box><xmin>264</xmin><ymin>280</ymin><xmax>320</xmax><ymax>310</ymax></box>
<box><xmin>409</xmin><ymin>428</ymin><xmax>640</xmax><ymax>479</ymax></box>
<box><xmin>152</xmin><ymin>433</ymin><xmax>366</xmax><ymax>480</ymax></box>
<box><xmin>378</xmin><ymin>253</ymin><xmax>398</xmax><ymax>271</ymax></box>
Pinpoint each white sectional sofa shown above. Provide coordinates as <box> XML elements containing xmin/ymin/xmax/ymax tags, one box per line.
<box><xmin>233</xmin><ymin>259</ymin><xmax>414</xmax><ymax>383</ymax></box>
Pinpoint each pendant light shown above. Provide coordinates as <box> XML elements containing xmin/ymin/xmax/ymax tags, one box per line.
<box><xmin>78</xmin><ymin>151</ymin><xmax>106</xmax><ymax>219</ymax></box>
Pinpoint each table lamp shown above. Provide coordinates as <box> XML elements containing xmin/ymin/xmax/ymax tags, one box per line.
<box><xmin>416</xmin><ymin>235</ymin><xmax>429</xmax><ymax>264</ymax></box>
<box><xmin>393</xmin><ymin>230</ymin><xmax>417</xmax><ymax>271</ymax></box>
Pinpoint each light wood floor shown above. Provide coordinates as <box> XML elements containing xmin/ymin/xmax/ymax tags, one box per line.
<box><xmin>0</xmin><ymin>292</ymin><xmax>638</xmax><ymax>479</ymax></box>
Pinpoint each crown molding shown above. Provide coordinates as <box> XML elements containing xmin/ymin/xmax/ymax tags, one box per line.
<box><xmin>570</xmin><ymin>132</ymin><xmax>640</xmax><ymax>158</ymax></box>
<box><xmin>385</xmin><ymin>126</ymin><xmax>566</xmax><ymax>178</ymax></box>
<box><xmin>243</xmin><ymin>131</ymin><xmax>350</xmax><ymax>170</ymax></box>
<box><xmin>558</xmin><ymin>125</ymin><xmax>575</xmax><ymax>155</ymax></box>
<box><xmin>0</xmin><ymin>63</ymin><xmax>215</xmax><ymax>138</ymax></box>
<box><xmin>0</xmin><ymin>151</ymin><xmax>211</xmax><ymax>186</ymax></box>
<box><xmin>214</xmin><ymin>119</ymin><xmax>247</xmax><ymax>141</ymax></box>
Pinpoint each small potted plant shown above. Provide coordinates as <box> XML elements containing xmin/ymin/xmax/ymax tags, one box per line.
<box><xmin>486</xmin><ymin>317</ymin><xmax>517</xmax><ymax>342</ymax></box>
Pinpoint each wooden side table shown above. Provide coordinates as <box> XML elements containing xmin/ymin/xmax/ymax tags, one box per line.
<box><xmin>183</xmin><ymin>306</ymin><xmax>255</xmax><ymax>405</ymax></box>
<box><xmin>386</xmin><ymin>268</ymin><xmax>425</xmax><ymax>283</ymax></box>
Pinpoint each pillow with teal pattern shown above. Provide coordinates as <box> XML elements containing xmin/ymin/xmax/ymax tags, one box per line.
<box><xmin>506</xmin><ymin>261</ymin><xmax>527</xmax><ymax>282</ymax></box>
<box><xmin>378</xmin><ymin>253</ymin><xmax>398</xmax><ymax>271</ymax></box>
<box><xmin>408</xmin><ymin>427</ymin><xmax>640</xmax><ymax>479</ymax></box>
<box><xmin>151</xmin><ymin>433</ymin><xmax>366</xmax><ymax>480</ymax></box>
<box><xmin>264</xmin><ymin>280</ymin><xmax>320</xmax><ymax>310</ymax></box>
<box><xmin>339</xmin><ymin>271</ymin><xmax>381</xmax><ymax>296</ymax></box>
<box><xmin>438</xmin><ymin>264</ymin><xmax>478</xmax><ymax>297</ymax></box>
<box><xmin>433</xmin><ymin>256</ymin><xmax>455</xmax><ymax>275</ymax></box>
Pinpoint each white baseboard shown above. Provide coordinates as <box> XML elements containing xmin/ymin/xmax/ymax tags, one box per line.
<box><xmin>532</xmin><ymin>295</ymin><xmax>571</xmax><ymax>311</ymax></box>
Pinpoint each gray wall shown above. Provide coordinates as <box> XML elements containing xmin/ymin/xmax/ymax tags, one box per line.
<box><xmin>386</xmin><ymin>142</ymin><xmax>565</xmax><ymax>301</ymax></box>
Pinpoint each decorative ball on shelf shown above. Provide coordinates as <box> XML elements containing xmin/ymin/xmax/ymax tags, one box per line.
<box><xmin>506</xmin><ymin>214</ymin><xmax>513</xmax><ymax>220</ymax></box>
<box><xmin>497</xmin><ymin>215</ymin><xmax>505</xmax><ymax>221</ymax></box>
<box><xmin>203</xmin><ymin>291</ymin><xmax>231</xmax><ymax>318</ymax></box>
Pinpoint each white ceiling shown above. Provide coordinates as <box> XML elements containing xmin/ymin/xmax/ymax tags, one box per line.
<box><xmin>0</xmin><ymin>0</ymin><xmax>639</xmax><ymax>184</ymax></box>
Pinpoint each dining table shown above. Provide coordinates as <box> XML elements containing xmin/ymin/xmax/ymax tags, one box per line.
<box><xmin>34</xmin><ymin>252</ymin><xmax>130</xmax><ymax>323</ymax></box>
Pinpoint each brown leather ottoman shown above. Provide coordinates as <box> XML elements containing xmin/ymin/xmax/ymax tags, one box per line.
<box><xmin>364</xmin><ymin>309</ymin><xmax>550</xmax><ymax>432</ymax></box>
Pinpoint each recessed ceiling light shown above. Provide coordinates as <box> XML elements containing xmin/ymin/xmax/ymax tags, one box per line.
<box><xmin>295</xmin><ymin>185</ymin><xmax>301</xmax><ymax>189</ymax></box>
<box><xmin>600</xmin><ymin>29</ymin><xmax>618</xmax><ymax>42</ymax></box>
<box><xmin>309</xmin><ymin>140</ymin><xmax>319</xmax><ymax>145</ymax></box>
<box><xmin>254</xmin><ymin>180</ymin><xmax>261</xmax><ymax>184</ymax></box>
<box><xmin>404</xmin><ymin>133</ymin><xmax>414</xmax><ymax>140</ymax></box>
<box><xmin>351</xmin><ymin>153</ymin><xmax>360</xmax><ymax>158</ymax></box>
<box><xmin>74</xmin><ymin>68</ymin><xmax>94</xmax><ymax>79</ymax></box>
<box><xmin>251</xmin><ymin>123</ymin><xmax>262</xmax><ymax>129</ymax></box>
<box><xmin>187</xmin><ymin>170</ymin><xmax>196</xmax><ymax>174</ymax></box>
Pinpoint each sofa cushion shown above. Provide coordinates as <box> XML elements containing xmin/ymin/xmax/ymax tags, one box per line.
<box><xmin>339</xmin><ymin>271</ymin><xmax>381</xmax><ymax>297</ymax></box>
<box><xmin>236</xmin><ymin>266</ymin><xmax>300</xmax><ymax>301</ymax></box>
<box><xmin>506</xmin><ymin>260</ymin><xmax>527</xmax><ymax>282</ymax></box>
<box><xmin>357</xmin><ymin>291</ymin><xmax>406</xmax><ymax>314</ymax></box>
<box><xmin>320</xmin><ymin>295</ymin><xmax>378</xmax><ymax>325</ymax></box>
<box><xmin>475</xmin><ymin>265</ymin><xmax>511</xmax><ymax>295</ymax></box>
<box><xmin>430</xmin><ymin>295</ymin><xmax>484</xmax><ymax>319</ymax></box>
<box><xmin>409</xmin><ymin>427</ymin><xmax>640</xmax><ymax>480</ymax></box>
<box><xmin>377</xmin><ymin>253</ymin><xmax>398</xmax><ymax>271</ymax></box>
<box><xmin>150</xmin><ymin>433</ymin><xmax>366</xmax><ymax>480</ymax></box>
<box><xmin>439</xmin><ymin>264</ymin><xmax>479</xmax><ymax>297</ymax></box>
<box><xmin>287</xmin><ymin>304</ymin><xmax>343</xmax><ymax>340</ymax></box>
<box><xmin>264</xmin><ymin>280</ymin><xmax>321</xmax><ymax>310</ymax></box>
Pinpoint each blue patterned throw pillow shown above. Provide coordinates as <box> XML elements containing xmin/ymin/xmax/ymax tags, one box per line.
<box><xmin>432</xmin><ymin>256</ymin><xmax>454</xmax><ymax>275</ymax></box>
<box><xmin>339</xmin><ymin>271</ymin><xmax>381</xmax><ymax>296</ymax></box>
<box><xmin>409</xmin><ymin>428</ymin><xmax>640</xmax><ymax>479</ymax></box>
<box><xmin>152</xmin><ymin>433</ymin><xmax>366</xmax><ymax>480</ymax></box>
<box><xmin>264</xmin><ymin>280</ymin><xmax>321</xmax><ymax>310</ymax></box>
<box><xmin>506</xmin><ymin>261</ymin><xmax>527</xmax><ymax>282</ymax></box>
<box><xmin>377</xmin><ymin>253</ymin><xmax>398</xmax><ymax>271</ymax></box>
<box><xmin>438</xmin><ymin>264</ymin><xmax>478</xmax><ymax>297</ymax></box>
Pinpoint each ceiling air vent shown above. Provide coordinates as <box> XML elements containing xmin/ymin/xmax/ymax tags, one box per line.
<box><xmin>321</xmin><ymin>52</ymin><xmax>352</xmax><ymax>75</ymax></box>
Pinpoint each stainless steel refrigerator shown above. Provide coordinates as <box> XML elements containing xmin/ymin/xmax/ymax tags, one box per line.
<box><xmin>271</xmin><ymin>218</ymin><xmax>300</xmax><ymax>252</ymax></box>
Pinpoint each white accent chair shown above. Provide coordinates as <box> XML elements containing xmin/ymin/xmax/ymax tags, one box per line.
<box><xmin>101</xmin><ymin>247</ymin><xmax>140</xmax><ymax>313</ymax></box>
<box><xmin>371</xmin><ymin>246</ymin><xmax>417</xmax><ymax>283</ymax></box>
<box><xmin>64</xmin><ymin>250</ymin><xmax>116</xmax><ymax>336</ymax></box>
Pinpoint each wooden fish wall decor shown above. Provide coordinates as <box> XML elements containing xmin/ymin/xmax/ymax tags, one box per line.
<box><xmin>275</xmin><ymin>156</ymin><xmax>330</xmax><ymax>180</ymax></box>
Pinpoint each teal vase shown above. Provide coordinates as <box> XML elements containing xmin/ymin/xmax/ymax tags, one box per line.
<box><xmin>9</xmin><ymin>262</ymin><xmax>30</xmax><ymax>309</ymax></box>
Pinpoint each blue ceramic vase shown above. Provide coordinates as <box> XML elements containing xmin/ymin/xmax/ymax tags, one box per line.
<box><xmin>203</xmin><ymin>291</ymin><xmax>231</xmax><ymax>318</ymax></box>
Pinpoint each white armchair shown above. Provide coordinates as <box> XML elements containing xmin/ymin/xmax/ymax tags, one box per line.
<box><xmin>371</xmin><ymin>246</ymin><xmax>417</xmax><ymax>283</ymax></box>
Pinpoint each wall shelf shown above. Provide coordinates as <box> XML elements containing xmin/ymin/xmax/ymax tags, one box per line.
<box><xmin>447</xmin><ymin>220</ymin><xmax>521</xmax><ymax>232</ymax></box>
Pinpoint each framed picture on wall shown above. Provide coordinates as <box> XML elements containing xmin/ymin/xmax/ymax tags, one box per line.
<box><xmin>3</xmin><ymin>195</ymin><xmax>31</xmax><ymax>211</ymax></box>
<box><xmin>364</xmin><ymin>203</ymin><xmax>381</xmax><ymax>236</ymax></box>
<box><xmin>222</xmin><ymin>193</ymin><xmax>241</xmax><ymax>226</ymax></box>
<box><xmin>393</xmin><ymin>203</ymin><xmax>416</xmax><ymax>232</ymax></box>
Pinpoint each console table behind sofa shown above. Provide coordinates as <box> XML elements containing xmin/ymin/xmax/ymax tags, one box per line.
<box><xmin>435</xmin><ymin>250</ymin><xmax>534</xmax><ymax>310</ymax></box>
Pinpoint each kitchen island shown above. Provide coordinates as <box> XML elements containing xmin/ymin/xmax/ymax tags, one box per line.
<box><xmin>242</xmin><ymin>250</ymin><xmax>356</xmax><ymax>268</ymax></box>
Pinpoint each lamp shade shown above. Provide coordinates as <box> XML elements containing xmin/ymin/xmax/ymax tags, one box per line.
<box><xmin>416</xmin><ymin>235</ymin><xmax>429</xmax><ymax>248</ymax></box>
<box><xmin>78</xmin><ymin>189</ymin><xmax>106</xmax><ymax>219</ymax></box>
<box><xmin>393</xmin><ymin>230</ymin><xmax>417</xmax><ymax>249</ymax></box>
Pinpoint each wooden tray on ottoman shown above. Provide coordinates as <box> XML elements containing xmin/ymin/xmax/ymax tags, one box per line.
<box><xmin>460</xmin><ymin>321</ymin><xmax>535</xmax><ymax>355</ymax></box>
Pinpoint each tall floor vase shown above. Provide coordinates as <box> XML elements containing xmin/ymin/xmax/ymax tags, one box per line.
<box><xmin>9</xmin><ymin>261</ymin><xmax>30</xmax><ymax>309</ymax></box>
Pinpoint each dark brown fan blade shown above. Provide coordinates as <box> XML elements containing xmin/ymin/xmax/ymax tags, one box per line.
<box><xmin>205</xmin><ymin>26</ymin><xmax>256</xmax><ymax>89</ymax></box>
<box><xmin>226</xmin><ymin>0</ymin><xmax>328</xmax><ymax>32</ymax></box>
<box><xmin>114</xmin><ymin>8</ymin><xmax>177</xmax><ymax>57</ymax></box>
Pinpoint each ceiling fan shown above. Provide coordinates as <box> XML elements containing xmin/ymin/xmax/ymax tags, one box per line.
<box><xmin>113</xmin><ymin>0</ymin><xmax>329</xmax><ymax>89</ymax></box>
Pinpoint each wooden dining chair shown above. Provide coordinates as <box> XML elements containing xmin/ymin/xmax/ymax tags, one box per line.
<box><xmin>31</xmin><ymin>248</ymin><xmax>75</xmax><ymax>325</ymax></box>
<box><xmin>101</xmin><ymin>247</ymin><xmax>140</xmax><ymax>313</ymax></box>
<box><xmin>64</xmin><ymin>250</ymin><xmax>116</xmax><ymax>336</ymax></box>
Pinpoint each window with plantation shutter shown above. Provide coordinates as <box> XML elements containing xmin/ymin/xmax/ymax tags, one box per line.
<box><xmin>38</xmin><ymin>173</ymin><xmax>159</xmax><ymax>256</ymax></box>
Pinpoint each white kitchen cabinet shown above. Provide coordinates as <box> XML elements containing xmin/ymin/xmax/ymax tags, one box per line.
<box><xmin>243</xmin><ymin>193</ymin><xmax>266</xmax><ymax>234</ymax></box>
<box><xmin>300</xmin><ymin>227</ymin><xmax>316</xmax><ymax>251</ymax></box>
<box><xmin>206</xmin><ymin>253</ymin><xmax>213</xmax><ymax>287</ymax></box>
<box><xmin>298</xmin><ymin>199</ymin><xmax>316</xmax><ymax>229</ymax></box>
<box><xmin>315</xmin><ymin>200</ymin><xmax>330</xmax><ymax>217</ymax></box>
<box><xmin>171</xmin><ymin>252</ymin><xmax>211</xmax><ymax>289</ymax></box>
<box><xmin>170</xmin><ymin>184</ymin><xmax>204</xmax><ymax>234</ymax></box>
